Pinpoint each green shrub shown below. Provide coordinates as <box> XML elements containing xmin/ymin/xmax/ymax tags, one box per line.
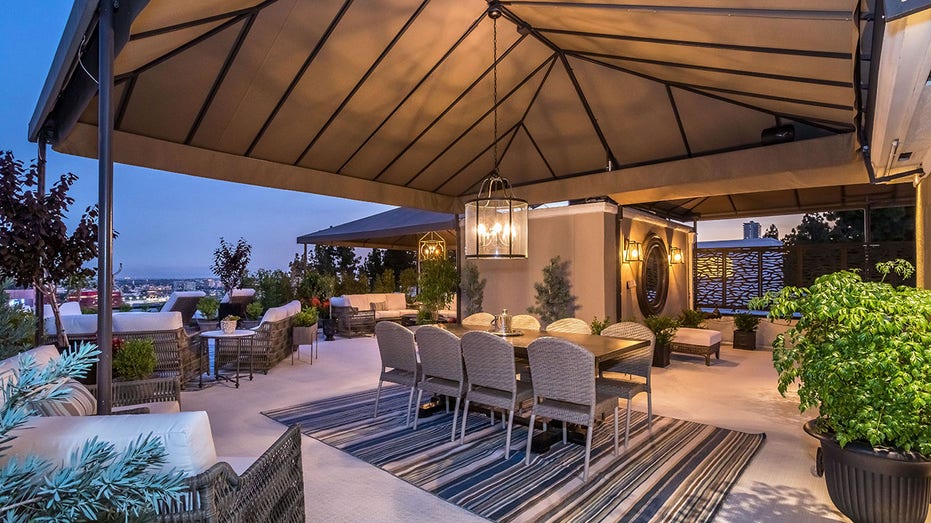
<box><xmin>677</xmin><ymin>309</ymin><xmax>705</xmax><ymax>328</ymax></box>
<box><xmin>251</xmin><ymin>268</ymin><xmax>293</xmax><ymax>309</ymax></box>
<box><xmin>292</xmin><ymin>307</ymin><xmax>319</xmax><ymax>327</ymax></box>
<box><xmin>246</xmin><ymin>301</ymin><xmax>264</xmax><ymax>320</ymax></box>
<box><xmin>196</xmin><ymin>296</ymin><xmax>219</xmax><ymax>320</ymax></box>
<box><xmin>643</xmin><ymin>315</ymin><xmax>679</xmax><ymax>347</ymax></box>
<box><xmin>113</xmin><ymin>338</ymin><xmax>157</xmax><ymax>381</ymax></box>
<box><xmin>0</xmin><ymin>282</ymin><xmax>34</xmax><ymax>360</ymax></box>
<box><xmin>590</xmin><ymin>315</ymin><xmax>610</xmax><ymax>335</ymax></box>
<box><xmin>733</xmin><ymin>312</ymin><xmax>761</xmax><ymax>332</ymax></box>
<box><xmin>118</xmin><ymin>303</ymin><xmax>133</xmax><ymax>312</ymax></box>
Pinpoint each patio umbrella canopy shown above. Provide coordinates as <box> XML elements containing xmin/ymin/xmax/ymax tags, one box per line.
<box><xmin>32</xmin><ymin>0</ymin><xmax>924</xmax><ymax>218</ymax></box>
<box><xmin>297</xmin><ymin>207</ymin><xmax>457</xmax><ymax>250</ymax></box>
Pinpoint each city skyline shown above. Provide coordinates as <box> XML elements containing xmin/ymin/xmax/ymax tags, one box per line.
<box><xmin>2</xmin><ymin>3</ymin><xmax>799</xmax><ymax>280</ymax></box>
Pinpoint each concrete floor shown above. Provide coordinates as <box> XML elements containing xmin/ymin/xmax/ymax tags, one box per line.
<box><xmin>181</xmin><ymin>336</ymin><xmax>853</xmax><ymax>522</ymax></box>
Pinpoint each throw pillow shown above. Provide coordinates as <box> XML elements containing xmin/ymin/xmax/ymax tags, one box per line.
<box><xmin>370</xmin><ymin>301</ymin><xmax>388</xmax><ymax>311</ymax></box>
<box><xmin>32</xmin><ymin>379</ymin><xmax>98</xmax><ymax>416</ymax></box>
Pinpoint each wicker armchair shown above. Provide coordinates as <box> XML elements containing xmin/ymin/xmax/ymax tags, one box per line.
<box><xmin>545</xmin><ymin>317</ymin><xmax>592</xmax><ymax>334</ymax></box>
<box><xmin>598</xmin><ymin>322</ymin><xmax>655</xmax><ymax>447</ymax></box>
<box><xmin>511</xmin><ymin>315</ymin><xmax>541</xmax><ymax>331</ymax></box>
<box><xmin>155</xmin><ymin>425</ymin><xmax>305</xmax><ymax>522</ymax></box>
<box><xmin>374</xmin><ymin>322</ymin><xmax>420</xmax><ymax>426</ymax></box>
<box><xmin>86</xmin><ymin>377</ymin><xmax>181</xmax><ymax>414</ymax></box>
<box><xmin>331</xmin><ymin>306</ymin><xmax>375</xmax><ymax>337</ymax></box>
<box><xmin>461</xmin><ymin>312</ymin><xmax>494</xmax><ymax>328</ymax></box>
<box><xmin>413</xmin><ymin>326</ymin><xmax>465</xmax><ymax>440</ymax></box>
<box><xmin>117</xmin><ymin>328</ymin><xmax>199</xmax><ymax>387</ymax></box>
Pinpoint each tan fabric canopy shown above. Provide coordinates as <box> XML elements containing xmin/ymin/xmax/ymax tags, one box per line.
<box><xmin>32</xmin><ymin>0</ymin><xmax>906</xmax><ymax>217</ymax></box>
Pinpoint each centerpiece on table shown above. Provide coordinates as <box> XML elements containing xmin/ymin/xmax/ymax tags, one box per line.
<box><xmin>220</xmin><ymin>315</ymin><xmax>239</xmax><ymax>335</ymax></box>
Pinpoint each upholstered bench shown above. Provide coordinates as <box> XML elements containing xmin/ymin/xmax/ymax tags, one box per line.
<box><xmin>670</xmin><ymin>327</ymin><xmax>721</xmax><ymax>366</ymax></box>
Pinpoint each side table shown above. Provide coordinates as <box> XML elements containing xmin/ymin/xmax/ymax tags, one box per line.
<box><xmin>199</xmin><ymin>329</ymin><xmax>256</xmax><ymax>388</ymax></box>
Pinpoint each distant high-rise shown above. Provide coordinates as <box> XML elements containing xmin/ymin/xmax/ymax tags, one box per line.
<box><xmin>743</xmin><ymin>221</ymin><xmax>761</xmax><ymax>239</ymax></box>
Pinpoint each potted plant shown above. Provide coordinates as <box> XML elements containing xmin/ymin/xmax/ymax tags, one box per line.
<box><xmin>732</xmin><ymin>312</ymin><xmax>761</xmax><ymax>350</ymax></box>
<box><xmin>196</xmin><ymin>296</ymin><xmax>220</xmax><ymax>331</ymax></box>
<box><xmin>112</xmin><ymin>337</ymin><xmax>157</xmax><ymax>381</ymax></box>
<box><xmin>642</xmin><ymin>315</ymin><xmax>678</xmax><ymax>367</ymax></box>
<box><xmin>242</xmin><ymin>302</ymin><xmax>264</xmax><ymax>329</ymax></box>
<box><xmin>417</xmin><ymin>258</ymin><xmax>458</xmax><ymax>323</ymax></box>
<box><xmin>677</xmin><ymin>309</ymin><xmax>705</xmax><ymax>329</ymax></box>
<box><xmin>765</xmin><ymin>259</ymin><xmax>931</xmax><ymax>523</ymax></box>
<box><xmin>220</xmin><ymin>315</ymin><xmax>239</xmax><ymax>334</ymax></box>
<box><xmin>292</xmin><ymin>307</ymin><xmax>319</xmax><ymax>356</ymax></box>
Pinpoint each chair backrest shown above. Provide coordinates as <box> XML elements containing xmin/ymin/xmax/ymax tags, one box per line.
<box><xmin>160</xmin><ymin>291</ymin><xmax>206</xmax><ymax>324</ymax></box>
<box><xmin>511</xmin><ymin>315</ymin><xmax>541</xmax><ymax>331</ymax></box>
<box><xmin>527</xmin><ymin>337</ymin><xmax>595</xmax><ymax>407</ymax></box>
<box><xmin>375</xmin><ymin>321</ymin><xmax>417</xmax><ymax>373</ymax></box>
<box><xmin>545</xmin><ymin>317</ymin><xmax>591</xmax><ymax>334</ymax></box>
<box><xmin>600</xmin><ymin>322</ymin><xmax>655</xmax><ymax>381</ymax></box>
<box><xmin>461</xmin><ymin>331</ymin><xmax>517</xmax><ymax>393</ymax></box>
<box><xmin>221</xmin><ymin>288</ymin><xmax>256</xmax><ymax>304</ymax></box>
<box><xmin>414</xmin><ymin>326</ymin><xmax>463</xmax><ymax>382</ymax></box>
<box><xmin>461</xmin><ymin>312</ymin><xmax>493</xmax><ymax>328</ymax></box>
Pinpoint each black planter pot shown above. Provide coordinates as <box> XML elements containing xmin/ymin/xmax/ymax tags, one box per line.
<box><xmin>321</xmin><ymin>319</ymin><xmax>337</xmax><ymax>341</ymax></box>
<box><xmin>733</xmin><ymin>329</ymin><xmax>757</xmax><ymax>350</ymax></box>
<box><xmin>804</xmin><ymin>420</ymin><xmax>931</xmax><ymax>523</ymax></box>
<box><xmin>652</xmin><ymin>342</ymin><xmax>670</xmax><ymax>367</ymax></box>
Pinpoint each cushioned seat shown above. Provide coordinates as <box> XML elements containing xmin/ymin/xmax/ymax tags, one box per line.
<box><xmin>671</xmin><ymin>327</ymin><xmax>722</xmax><ymax>366</ymax></box>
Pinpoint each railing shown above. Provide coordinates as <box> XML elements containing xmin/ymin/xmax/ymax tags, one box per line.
<box><xmin>694</xmin><ymin>242</ymin><xmax>915</xmax><ymax>310</ymax></box>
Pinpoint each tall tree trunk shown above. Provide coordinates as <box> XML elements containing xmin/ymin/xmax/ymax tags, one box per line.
<box><xmin>42</xmin><ymin>285</ymin><xmax>69</xmax><ymax>349</ymax></box>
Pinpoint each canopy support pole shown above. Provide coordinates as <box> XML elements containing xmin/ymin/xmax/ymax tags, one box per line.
<box><xmin>35</xmin><ymin>136</ymin><xmax>47</xmax><ymax>346</ymax></box>
<box><xmin>96</xmin><ymin>0</ymin><xmax>116</xmax><ymax>415</ymax></box>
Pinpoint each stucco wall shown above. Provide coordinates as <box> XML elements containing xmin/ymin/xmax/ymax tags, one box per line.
<box><xmin>470</xmin><ymin>203</ymin><xmax>617</xmax><ymax>326</ymax></box>
<box><xmin>619</xmin><ymin>208</ymin><xmax>693</xmax><ymax>322</ymax></box>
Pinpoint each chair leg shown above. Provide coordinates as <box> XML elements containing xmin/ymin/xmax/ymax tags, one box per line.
<box><xmin>583</xmin><ymin>425</ymin><xmax>593</xmax><ymax>482</ymax></box>
<box><xmin>647</xmin><ymin>392</ymin><xmax>653</xmax><ymax>434</ymax></box>
<box><xmin>505</xmin><ymin>409</ymin><xmax>515</xmax><ymax>459</ymax></box>
<box><xmin>460</xmin><ymin>400</ymin><xmax>471</xmax><ymax>444</ymax></box>
<box><xmin>524</xmin><ymin>413</ymin><xmax>536</xmax><ymax>466</ymax></box>
<box><xmin>562</xmin><ymin>424</ymin><xmax>567</xmax><ymax>445</ymax></box>
<box><xmin>613</xmin><ymin>405</ymin><xmax>619</xmax><ymax>456</ymax></box>
<box><xmin>490</xmin><ymin>409</ymin><xmax>495</xmax><ymax>426</ymax></box>
<box><xmin>624</xmin><ymin>398</ymin><xmax>632</xmax><ymax>447</ymax></box>
<box><xmin>451</xmin><ymin>396</ymin><xmax>461</xmax><ymax>442</ymax></box>
<box><xmin>373</xmin><ymin>380</ymin><xmax>383</xmax><ymax>418</ymax></box>
<box><xmin>413</xmin><ymin>389</ymin><xmax>424</xmax><ymax>430</ymax></box>
<box><xmin>406</xmin><ymin>386</ymin><xmax>416</xmax><ymax>427</ymax></box>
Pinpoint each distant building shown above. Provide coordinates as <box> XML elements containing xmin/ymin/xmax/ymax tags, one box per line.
<box><xmin>743</xmin><ymin>221</ymin><xmax>761</xmax><ymax>239</ymax></box>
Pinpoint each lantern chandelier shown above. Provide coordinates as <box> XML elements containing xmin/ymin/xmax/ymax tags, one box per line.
<box><xmin>418</xmin><ymin>231</ymin><xmax>446</xmax><ymax>261</ymax></box>
<box><xmin>464</xmin><ymin>3</ymin><xmax>528</xmax><ymax>259</ymax></box>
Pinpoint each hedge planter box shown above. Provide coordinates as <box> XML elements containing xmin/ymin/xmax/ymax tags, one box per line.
<box><xmin>733</xmin><ymin>330</ymin><xmax>757</xmax><ymax>350</ymax></box>
<box><xmin>805</xmin><ymin>420</ymin><xmax>931</xmax><ymax>523</ymax></box>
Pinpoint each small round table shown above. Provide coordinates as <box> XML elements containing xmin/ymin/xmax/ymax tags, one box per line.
<box><xmin>198</xmin><ymin>329</ymin><xmax>256</xmax><ymax>388</ymax></box>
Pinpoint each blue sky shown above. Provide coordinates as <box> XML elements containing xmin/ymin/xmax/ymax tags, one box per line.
<box><xmin>0</xmin><ymin>3</ymin><xmax>799</xmax><ymax>279</ymax></box>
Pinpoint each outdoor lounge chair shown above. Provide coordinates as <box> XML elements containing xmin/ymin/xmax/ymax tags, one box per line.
<box><xmin>160</xmin><ymin>290</ymin><xmax>206</xmax><ymax>326</ymax></box>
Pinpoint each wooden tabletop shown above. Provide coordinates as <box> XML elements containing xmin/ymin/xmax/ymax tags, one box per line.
<box><xmin>441</xmin><ymin>324</ymin><xmax>648</xmax><ymax>364</ymax></box>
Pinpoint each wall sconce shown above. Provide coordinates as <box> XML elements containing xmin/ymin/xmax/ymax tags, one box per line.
<box><xmin>623</xmin><ymin>239</ymin><xmax>642</xmax><ymax>264</ymax></box>
<box><xmin>668</xmin><ymin>246</ymin><xmax>684</xmax><ymax>265</ymax></box>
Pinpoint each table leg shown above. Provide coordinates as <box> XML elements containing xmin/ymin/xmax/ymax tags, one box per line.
<box><xmin>234</xmin><ymin>338</ymin><xmax>241</xmax><ymax>388</ymax></box>
<box><xmin>199</xmin><ymin>337</ymin><xmax>206</xmax><ymax>389</ymax></box>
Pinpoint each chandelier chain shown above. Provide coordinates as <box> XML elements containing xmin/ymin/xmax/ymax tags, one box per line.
<box><xmin>493</xmin><ymin>16</ymin><xmax>498</xmax><ymax>173</ymax></box>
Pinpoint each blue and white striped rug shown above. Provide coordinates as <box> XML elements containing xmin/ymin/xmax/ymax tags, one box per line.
<box><xmin>263</xmin><ymin>386</ymin><xmax>765</xmax><ymax>522</ymax></box>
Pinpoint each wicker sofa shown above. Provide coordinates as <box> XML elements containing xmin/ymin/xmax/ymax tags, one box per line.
<box><xmin>3</xmin><ymin>411</ymin><xmax>305</xmax><ymax>522</ymax></box>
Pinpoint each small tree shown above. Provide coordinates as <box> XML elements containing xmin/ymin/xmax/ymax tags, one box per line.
<box><xmin>211</xmin><ymin>237</ymin><xmax>252</xmax><ymax>298</ymax></box>
<box><xmin>527</xmin><ymin>256</ymin><xmax>579</xmax><ymax>325</ymax></box>
<box><xmin>373</xmin><ymin>268</ymin><xmax>397</xmax><ymax>293</ymax></box>
<box><xmin>0</xmin><ymin>151</ymin><xmax>100</xmax><ymax>348</ymax></box>
<box><xmin>417</xmin><ymin>258</ymin><xmax>458</xmax><ymax>321</ymax></box>
<box><xmin>398</xmin><ymin>267</ymin><xmax>418</xmax><ymax>304</ymax></box>
<box><xmin>460</xmin><ymin>262</ymin><xmax>486</xmax><ymax>315</ymax></box>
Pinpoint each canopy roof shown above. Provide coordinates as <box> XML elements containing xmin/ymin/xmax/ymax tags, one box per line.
<box><xmin>297</xmin><ymin>207</ymin><xmax>457</xmax><ymax>250</ymax></box>
<box><xmin>30</xmin><ymin>0</ymin><xmax>927</xmax><ymax>218</ymax></box>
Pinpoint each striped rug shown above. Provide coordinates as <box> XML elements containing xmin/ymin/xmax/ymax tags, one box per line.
<box><xmin>263</xmin><ymin>386</ymin><xmax>765</xmax><ymax>523</ymax></box>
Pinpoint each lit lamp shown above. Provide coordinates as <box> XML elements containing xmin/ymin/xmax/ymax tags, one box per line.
<box><xmin>668</xmin><ymin>246</ymin><xmax>684</xmax><ymax>265</ymax></box>
<box><xmin>624</xmin><ymin>239</ymin><xmax>642</xmax><ymax>263</ymax></box>
<box><xmin>463</xmin><ymin>4</ymin><xmax>528</xmax><ymax>259</ymax></box>
<box><xmin>418</xmin><ymin>231</ymin><xmax>446</xmax><ymax>261</ymax></box>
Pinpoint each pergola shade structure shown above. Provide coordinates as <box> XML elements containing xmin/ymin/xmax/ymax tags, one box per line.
<box><xmin>32</xmin><ymin>0</ymin><xmax>924</xmax><ymax>219</ymax></box>
<box><xmin>297</xmin><ymin>207</ymin><xmax>457</xmax><ymax>251</ymax></box>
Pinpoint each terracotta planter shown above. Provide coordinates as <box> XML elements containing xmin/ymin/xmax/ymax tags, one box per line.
<box><xmin>220</xmin><ymin>320</ymin><xmax>237</xmax><ymax>334</ymax></box>
<box><xmin>733</xmin><ymin>329</ymin><xmax>757</xmax><ymax>350</ymax></box>
<box><xmin>805</xmin><ymin>420</ymin><xmax>931</xmax><ymax>523</ymax></box>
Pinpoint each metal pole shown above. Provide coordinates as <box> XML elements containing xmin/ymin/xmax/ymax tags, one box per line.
<box><xmin>35</xmin><ymin>136</ymin><xmax>47</xmax><ymax>346</ymax></box>
<box><xmin>97</xmin><ymin>0</ymin><xmax>115</xmax><ymax>415</ymax></box>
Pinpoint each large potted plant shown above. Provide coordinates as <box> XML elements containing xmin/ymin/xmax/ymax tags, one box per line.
<box><xmin>292</xmin><ymin>307</ymin><xmax>319</xmax><ymax>359</ymax></box>
<box><xmin>765</xmin><ymin>259</ymin><xmax>931</xmax><ymax>523</ymax></box>
<box><xmin>642</xmin><ymin>315</ymin><xmax>678</xmax><ymax>367</ymax></box>
<box><xmin>417</xmin><ymin>258</ymin><xmax>458</xmax><ymax>323</ymax></box>
<box><xmin>195</xmin><ymin>296</ymin><xmax>220</xmax><ymax>331</ymax></box>
<box><xmin>732</xmin><ymin>312</ymin><xmax>761</xmax><ymax>350</ymax></box>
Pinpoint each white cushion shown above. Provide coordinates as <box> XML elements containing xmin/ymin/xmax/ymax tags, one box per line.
<box><xmin>673</xmin><ymin>327</ymin><xmax>722</xmax><ymax>346</ymax></box>
<box><xmin>0</xmin><ymin>345</ymin><xmax>62</xmax><ymax>410</ymax></box>
<box><xmin>221</xmin><ymin>288</ymin><xmax>256</xmax><ymax>303</ymax></box>
<box><xmin>1</xmin><ymin>411</ymin><xmax>218</xmax><ymax>477</ymax></box>
<box><xmin>284</xmin><ymin>300</ymin><xmax>302</xmax><ymax>316</ymax></box>
<box><xmin>258</xmin><ymin>305</ymin><xmax>288</xmax><ymax>326</ymax></box>
<box><xmin>32</xmin><ymin>380</ymin><xmax>97</xmax><ymax>416</ymax></box>
<box><xmin>44</xmin><ymin>301</ymin><xmax>82</xmax><ymax>318</ymax></box>
<box><xmin>384</xmin><ymin>293</ymin><xmax>407</xmax><ymax>311</ymax></box>
<box><xmin>329</xmin><ymin>296</ymin><xmax>347</xmax><ymax>307</ymax></box>
<box><xmin>374</xmin><ymin>310</ymin><xmax>400</xmax><ymax>320</ymax></box>
<box><xmin>112</xmin><ymin>311</ymin><xmax>183</xmax><ymax>332</ymax></box>
<box><xmin>45</xmin><ymin>314</ymin><xmax>97</xmax><ymax>336</ymax></box>
<box><xmin>160</xmin><ymin>291</ymin><xmax>206</xmax><ymax>313</ymax></box>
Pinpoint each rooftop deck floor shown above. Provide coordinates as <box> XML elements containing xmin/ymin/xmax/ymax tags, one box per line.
<box><xmin>182</xmin><ymin>335</ymin><xmax>848</xmax><ymax>522</ymax></box>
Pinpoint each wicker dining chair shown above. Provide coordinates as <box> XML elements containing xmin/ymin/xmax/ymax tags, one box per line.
<box><xmin>460</xmin><ymin>331</ymin><xmax>533</xmax><ymax>459</ymax></box>
<box><xmin>374</xmin><ymin>321</ymin><xmax>421</xmax><ymax>427</ymax></box>
<box><xmin>413</xmin><ymin>326</ymin><xmax>466</xmax><ymax>440</ymax></box>
<box><xmin>524</xmin><ymin>337</ymin><xmax>619</xmax><ymax>482</ymax></box>
<box><xmin>598</xmin><ymin>322</ymin><xmax>655</xmax><ymax>447</ymax></box>
<box><xmin>461</xmin><ymin>312</ymin><xmax>494</xmax><ymax>328</ymax></box>
<box><xmin>545</xmin><ymin>317</ymin><xmax>592</xmax><ymax>334</ymax></box>
<box><xmin>511</xmin><ymin>314</ymin><xmax>541</xmax><ymax>331</ymax></box>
